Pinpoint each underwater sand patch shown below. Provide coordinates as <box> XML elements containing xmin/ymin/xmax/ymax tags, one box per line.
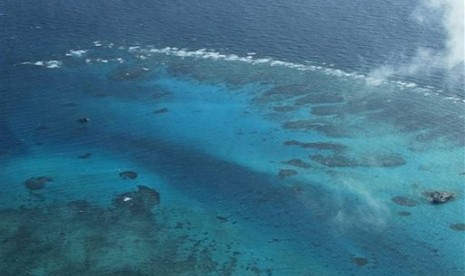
<box><xmin>119</xmin><ymin>171</ymin><xmax>138</xmax><ymax>180</ymax></box>
<box><xmin>282</xmin><ymin>159</ymin><xmax>311</xmax><ymax>168</ymax></box>
<box><xmin>278</xmin><ymin>169</ymin><xmax>298</xmax><ymax>178</ymax></box>
<box><xmin>449</xmin><ymin>223</ymin><xmax>465</xmax><ymax>231</ymax></box>
<box><xmin>24</xmin><ymin>176</ymin><xmax>53</xmax><ymax>191</ymax></box>
<box><xmin>391</xmin><ymin>196</ymin><xmax>418</xmax><ymax>207</ymax></box>
<box><xmin>352</xmin><ymin>257</ymin><xmax>368</xmax><ymax>266</ymax></box>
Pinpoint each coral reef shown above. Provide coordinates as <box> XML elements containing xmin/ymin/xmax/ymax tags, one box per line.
<box><xmin>283</xmin><ymin>140</ymin><xmax>346</xmax><ymax>153</ymax></box>
<box><xmin>391</xmin><ymin>196</ymin><xmax>419</xmax><ymax>207</ymax></box>
<box><xmin>278</xmin><ymin>169</ymin><xmax>298</xmax><ymax>178</ymax></box>
<box><xmin>282</xmin><ymin>159</ymin><xmax>312</xmax><ymax>168</ymax></box>
<box><xmin>112</xmin><ymin>185</ymin><xmax>160</xmax><ymax>215</ymax></box>
<box><xmin>24</xmin><ymin>176</ymin><xmax>53</xmax><ymax>191</ymax></box>
<box><xmin>119</xmin><ymin>171</ymin><xmax>138</xmax><ymax>180</ymax></box>
<box><xmin>423</xmin><ymin>191</ymin><xmax>455</xmax><ymax>204</ymax></box>
<box><xmin>449</xmin><ymin>223</ymin><xmax>465</xmax><ymax>231</ymax></box>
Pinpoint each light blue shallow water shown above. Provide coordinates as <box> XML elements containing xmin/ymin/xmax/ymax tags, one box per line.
<box><xmin>1</xmin><ymin>1</ymin><xmax>464</xmax><ymax>275</ymax></box>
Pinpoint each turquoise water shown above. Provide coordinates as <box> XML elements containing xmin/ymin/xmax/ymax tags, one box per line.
<box><xmin>1</xmin><ymin>43</ymin><xmax>464</xmax><ymax>275</ymax></box>
<box><xmin>1</xmin><ymin>0</ymin><xmax>464</xmax><ymax>275</ymax></box>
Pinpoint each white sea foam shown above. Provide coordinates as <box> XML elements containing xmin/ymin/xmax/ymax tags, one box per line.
<box><xmin>19</xmin><ymin>60</ymin><xmax>62</xmax><ymax>69</ymax></box>
<box><xmin>65</xmin><ymin>49</ymin><xmax>88</xmax><ymax>57</ymax></box>
<box><xmin>121</xmin><ymin>45</ymin><xmax>464</xmax><ymax>103</ymax></box>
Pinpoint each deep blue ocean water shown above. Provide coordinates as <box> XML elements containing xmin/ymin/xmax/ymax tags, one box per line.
<box><xmin>1</xmin><ymin>0</ymin><xmax>464</xmax><ymax>275</ymax></box>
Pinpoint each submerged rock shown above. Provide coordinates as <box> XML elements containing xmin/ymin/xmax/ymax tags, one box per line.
<box><xmin>113</xmin><ymin>185</ymin><xmax>160</xmax><ymax>214</ymax></box>
<box><xmin>391</xmin><ymin>196</ymin><xmax>418</xmax><ymax>207</ymax></box>
<box><xmin>282</xmin><ymin>159</ymin><xmax>312</xmax><ymax>169</ymax></box>
<box><xmin>24</xmin><ymin>176</ymin><xmax>53</xmax><ymax>191</ymax></box>
<box><xmin>119</xmin><ymin>171</ymin><xmax>138</xmax><ymax>180</ymax></box>
<box><xmin>397</xmin><ymin>211</ymin><xmax>411</xmax><ymax>217</ymax></box>
<box><xmin>424</xmin><ymin>191</ymin><xmax>454</xmax><ymax>204</ymax></box>
<box><xmin>153</xmin><ymin>108</ymin><xmax>169</xmax><ymax>114</ymax></box>
<box><xmin>449</xmin><ymin>223</ymin><xmax>465</xmax><ymax>231</ymax></box>
<box><xmin>310</xmin><ymin>154</ymin><xmax>357</xmax><ymax>167</ymax></box>
<box><xmin>77</xmin><ymin>152</ymin><xmax>92</xmax><ymax>159</ymax></box>
<box><xmin>278</xmin><ymin>169</ymin><xmax>298</xmax><ymax>178</ymax></box>
<box><xmin>352</xmin><ymin>257</ymin><xmax>368</xmax><ymax>266</ymax></box>
<box><xmin>68</xmin><ymin>200</ymin><xmax>92</xmax><ymax>213</ymax></box>
<box><xmin>78</xmin><ymin>117</ymin><xmax>90</xmax><ymax>124</ymax></box>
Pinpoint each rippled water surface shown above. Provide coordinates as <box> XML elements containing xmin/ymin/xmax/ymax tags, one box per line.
<box><xmin>1</xmin><ymin>1</ymin><xmax>464</xmax><ymax>275</ymax></box>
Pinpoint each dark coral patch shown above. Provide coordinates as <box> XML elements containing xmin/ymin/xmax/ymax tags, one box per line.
<box><xmin>310</xmin><ymin>154</ymin><xmax>357</xmax><ymax>167</ymax></box>
<box><xmin>295</xmin><ymin>94</ymin><xmax>344</xmax><ymax>105</ymax></box>
<box><xmin>391</xmin><ymin>196</ymin><xmax>418</xmax><ymax>207</ymax></box>
<box><xmin>278</xmin><ymin>169</ymin><xmax>298</xmax><ymax>179</ymax></box>
<box><xmin>77</xmin><ymin>152</ymin><xmax>92</xmax><ymax>159</ymax></box>
<box><xmin>282</xmin><ymin>120</ymin><xmax>345</xmax><ymax>137</ymax></box>
<box><xmin>119</xmin><ymin>171</ymin><xmax>138</xmax><ymax>180</ymax></box>
<box><xmin>109</xmin><ymin>66</ymin><xmax>151</xmax><ymax>81</ymax></box>
<box><xmin>68</xmin><ymin>200</ymin><xmax>92</xmax><ymax>213</ymax></box>
<box><xmin>113</xmin><ymin>185</ymin><xmax>160</xmax><ymax>214</ymax></box>
<box><xmin>397</xmin><ymin>211</ymin><xmax>411</xmax><ymax>217</ymax></box>
<box><xmin>423</xmin><ymin>191</ymin><xmax>455</xmax><ymax>204</ymax></box>
<box><xmin>272</xmin><ymin>105</ymin><xmax>298</xmax><ymax>112</ymax></box>
<box><xmin>282</xmin><ymin>159</ymin><xmax>311</xmax><ymax>169</ymax></box>
<box><xmin>24</xmin><ymin>176</ymin><xmax>53</xmax><ymax>191</ymax></box>
<box><xmin>449</xmin><ymin>223</ymin><xmax>465</xmax><ymax>231</ymax></box>
<box><xmin>311</xmin><ymin>105</ymin><xmax>341</xmax><ymax>116</ymax></box>
<box><xmin>283</xmin><ymin>140</ymin><xmax>346</xmax><ymax>152</ymax></box>
<box><xmin>153</xmin><ymin>108</ymin><xmax>169</xmax><ymax>114</ymax></box>
<box><xmin>360</xmin><ymin>154</ymin><xmax>406</xmax><ymax>167</ymax></box>
<box><xmin>352</xmin><ymin>257</ymin><xmax>368</xmax><ymax>266</ymax></box>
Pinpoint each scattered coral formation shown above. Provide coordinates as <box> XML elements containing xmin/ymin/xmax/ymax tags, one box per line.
<box><xmin>449</xmin><ymin>223</ymin><xmax>465</xmax><ymax>231</ymax></box>
<box><xmin>112</xmin><ymin>185</ymin><xmax>160</xmax><ymax>215</ymax></box>
<box><xmin>282</xmin><ymin>159</ymin><xmax>312</xmax><ymax>168</ymax></box>
<box><xmin>278</xmin><ymin>169</ymin><xmax>298</xmax><ymax>178</ymax></box>
<box><xmin>283</xmin><ymin>140</ymin><xmax>346</xmax><ymax>153</ymax></box>
<box><xmin>77</xmin><ymin>153</ymin><xmax>92</xmax><ymax>159</ymax></box>
<box><xmin>391</xmin><ymin>196</ymin><xmax>419</xmax><ymax>207</ymax></box>
<box><xmin>24</xmin><ymin>176</ymin><xmax>53</xmax><ymax>191</ymax></box>
<box><xmin>281</xmin><ymin>120</ymin><xmax>345</xmax><ymax>137</ymax></box>
<box><xmin>310</xmin><ymin>153</ymin><xmax>406</xmax><ymax>168</ymax></box>
<box><xmin>119</xmin><ymin>171</ymin><xmax>138</xmax><ymax>180</ymax></box>
<box><xmin>423</xmin><ymin>191</ymin><xmax>455</xmax><ymax>204</ymax></box>
<box><xmin>272</xmin><ymin>105</ymin><xmax>298</xmax><ymax>112</ymax></box>
<box><xmin>0</xmin><ymin>185</ymin><xmax>272</xmax><ymax>275</ymax></box>
<box><xmin>109</xmin><ymin>66</ymin><xmax>151</xmax><ymax>81</ymax></box>
<box><xmin>294</xmin><ymin>93</ymin><xmax>344</xmax><ymax>105</ymax></box>
<box><xmin>352</xmin><ymin>257</ymin><xmax>368</xmax><ymax>266</ymax></box>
